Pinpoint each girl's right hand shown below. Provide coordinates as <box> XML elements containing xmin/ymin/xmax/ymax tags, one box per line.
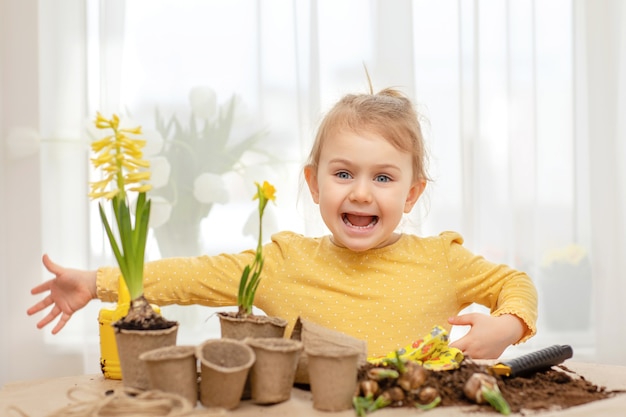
<box><xmin>27</xmin><ymin>254</ymin><xmax>98</xmax><ymax>334</ymax></box>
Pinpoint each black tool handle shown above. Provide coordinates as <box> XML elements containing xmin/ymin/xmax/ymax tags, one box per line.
<box><xmin>504</xmin><ymin>344</ymin><xmax>573</xmax><ymax>377</ymax></box>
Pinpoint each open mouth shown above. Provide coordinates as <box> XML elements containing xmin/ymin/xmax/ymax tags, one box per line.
<box><xmin>342</xmin><ymin>213</ymin><xmax>379</xmax><ymax>228</ymax></box>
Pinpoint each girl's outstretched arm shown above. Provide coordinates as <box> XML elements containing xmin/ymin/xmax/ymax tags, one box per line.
<box><xmin>27</xmin><ymin>254</ymin><xmax>97</xmax><ymax>334</ymax></box>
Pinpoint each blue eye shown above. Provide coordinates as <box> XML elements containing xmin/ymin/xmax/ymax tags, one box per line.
<box><xmin>336</xmin><ymin>171</ymin><xmax>352</xmax><ymax>179</ymax></box>
<box><xmin>375</xmin><ymin>175</ymin><xmax>391</xmax><ymax>183</ymax></box>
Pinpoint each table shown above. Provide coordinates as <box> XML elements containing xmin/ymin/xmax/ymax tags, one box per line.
<box><xmin>1</xmin><ymin>362</ymin><xmax>625</xmax><ymax>417</ymax></box>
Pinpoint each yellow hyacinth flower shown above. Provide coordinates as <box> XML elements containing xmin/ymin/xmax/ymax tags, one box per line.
<box><xmin>125</xmin><ymin>171</ymin><xmax>151</xmax><ymax>182</ymax></box>
<box><xmin>130</xmin><ymin>184</ymin><xmax>153</xmax><ymax>193</ymax></box>
<box><xmin>89</xmin><ymin>112</ymin><xmax>154</xmax><ymax>302</ymax></box>
<box><xmin>94</xmin><ymin>112</ymin><xmax>112</xmax><ymax>129</ymax></box>
<box><xmin>89</xmin><ymin>113</ymin><xmax>152</xmax><ymax>201</ymax></box>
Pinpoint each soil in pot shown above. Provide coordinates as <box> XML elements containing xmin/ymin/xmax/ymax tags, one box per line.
<box><xmin>113</xmin><ymin>294</ymin><xmax>177</xmax><ymax>331</ymax></box>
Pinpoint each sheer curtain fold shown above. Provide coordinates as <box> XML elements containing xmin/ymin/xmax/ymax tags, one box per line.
<box><xmin>95</xmin><ymin>0</ymin><xmax>127</xmax><ymax>115</ymax></box>
<box><xmin>1</xmin><ymin>0</ymin><xmax>86</xmax><ymax>387</ymax></box>
<box><xmin>582</xmin><ymin>0</ymin><xmax>626</xmax><ymax>364</ymax></box>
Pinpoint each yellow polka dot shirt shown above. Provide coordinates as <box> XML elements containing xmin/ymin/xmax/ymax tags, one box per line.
<box><xmin>97</xmin><ymin>230</ymin><xmax>537</xmax><ymax>357</ymax></box>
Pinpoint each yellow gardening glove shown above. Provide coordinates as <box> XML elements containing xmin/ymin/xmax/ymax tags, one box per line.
<box><xmin>368</xmin><ymin>325</ymin><xmax>464</xmax><ymax>371</ymax></box>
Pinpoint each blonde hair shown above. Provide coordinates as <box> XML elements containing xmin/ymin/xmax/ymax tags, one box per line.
<box><xmin>305</xmin><ymin>87</ymin><xmax>429</xmax><ymax>183</ymax></box>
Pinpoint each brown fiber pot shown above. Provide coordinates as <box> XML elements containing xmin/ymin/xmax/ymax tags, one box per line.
<box><xmin>218</xmin><ymin>312</ymin><xmax>288</xmax><ymax>340</ymax></box>
<box><xmin>218</xmin><ymin>313</ymin><xmax>288</xmax><ymax>400</ymax></box>
<box><xmin>244</xmin><ymin>337</ymin><xmax>303</xmax><ymax>405</ymax></box>
<box><xmin>305</xmin><ymin>345</ymin><xmax>360</xmax><ymax>411</ymax></box>
<box><xmin>196</xmin><ymin>338</ymin><xmax>256</xmax><ymax>410</ymax></box>
<box><xmin>290</xmin><ymin>317</ymin><xmax>367</xmax><ymax>385</ymax></box>
<box><xmin>139</xmin><ymin>345</ymin><xmax>198</xmax><ymax>405</ymax></box>
<box><xmin>114</xmin><ymin>324</ymin><xmax>178</xmax><ymax>390</ymax></box>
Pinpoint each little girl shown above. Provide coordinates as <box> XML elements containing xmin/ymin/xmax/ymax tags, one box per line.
<box><xmin>28</xmin><ymin>87</ymin><xmax>537</xmax><ymax>359</ymax></box>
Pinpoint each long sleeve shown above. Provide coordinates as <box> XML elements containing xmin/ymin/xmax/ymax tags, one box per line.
<box><xmin>96</xmin><ymin>230</ymin><xmax>538</xmax><ymax>357</ymax></box>
<box><xmin>97</xmin><ymin>250</ymin><xmax>256</xmax><ymax>307</ymax></box>
<box><xmin>445</xmin><ymin>232</ymin><xmax>538</xmax><ymax>342</ymax></box>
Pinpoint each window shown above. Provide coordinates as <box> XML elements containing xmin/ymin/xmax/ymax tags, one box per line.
<box><xmin>28</xmin><ymin>0</ymin><xmax>625</xmax><ymax>379</ymax></box>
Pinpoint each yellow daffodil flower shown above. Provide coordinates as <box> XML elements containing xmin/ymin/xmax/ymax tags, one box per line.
<box><xmin>253</xmin><ymin>180</ymin><xmax>276</xmax><ymax>219</ymax></box>
<box><xmin>237</xmin><ymin>181</ymin><xmax>277</xmax><ymax>317</ymax></box>
<box><xmin>254</xmin><ymin>180</ymin><xmax>276</xmax><ymax>202</ymax></box>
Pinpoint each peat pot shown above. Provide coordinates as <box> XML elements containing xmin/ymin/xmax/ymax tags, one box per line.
<box><xmin>140</xmin><ymin>345</ymin><xmax>198</xmax><ymax>405</ymax></box>
<box><xmin>245</xmin><ymin>337</ymin><xmax>303</xmax><ymax>404</ymax></box>
<box><xmin>218</xmin><ymin>312</ymin><xmax>288</xmax><ymax>340</ymax></box>
<box><xmin>196</xmin><ymin>338</ymin><xmax>256</xmax><ymax>410</ymax></box>
<box><xmin>115</xmin><ymin>324</ymin><xmax>178</xmax><ymax>390</ymax></box>
<box><xmin>305</xmin><ymin>345</ymin><xmax>360</xmax><ymax>412</ymax></box>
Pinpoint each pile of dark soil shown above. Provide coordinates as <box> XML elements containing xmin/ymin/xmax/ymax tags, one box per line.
<box><xmin>357</xmin><ymin>360</ymin><xmax>622</xmax><ymax>414</ymax></box>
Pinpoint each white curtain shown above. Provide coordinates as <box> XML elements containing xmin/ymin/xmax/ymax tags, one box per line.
<box><xmin>582</xmin><ymin>0</ymin><xmax>626</xmax><ymax>364</ymax></box>
<box><xmin>2</xmin><ymin>0</ymin><xmax>625</xmax><ymax>386</ymax></box>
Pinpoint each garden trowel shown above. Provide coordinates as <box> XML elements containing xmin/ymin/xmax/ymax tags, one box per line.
<box><xmin>488</xmin><ymin>344</ymin><xmax>573</xmax><ymax>378</ymax></box>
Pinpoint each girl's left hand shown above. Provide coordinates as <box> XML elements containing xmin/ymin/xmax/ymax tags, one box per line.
<box><xmin>447</xmin><ymin>313</ymin><xmax>526</xmax><ymax>359</ymax></box>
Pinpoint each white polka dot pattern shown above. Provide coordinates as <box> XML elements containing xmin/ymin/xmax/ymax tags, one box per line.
<box><xmin>97</xmin><ymin>231</ymin><xmax>537</xmax><ymax>357</ymax></box>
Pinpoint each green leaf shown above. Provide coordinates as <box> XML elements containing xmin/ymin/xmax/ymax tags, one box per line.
<box><xmin>112</xmin><ymin>195</ymin><xmax>142</xmax><ymax>300</ymax></box>
<box><xmin>98</xmin><ymin>203</ymin><xmax>128</xmax><ymax>279</ymax></box>
<box><xmin>482</xmin><ymin>386</ymin><xmax>511</xmax><ymax>415</ymax></box>
<box><xmin>353</xmin><ymin>394</ymin><xmax>391</xmax><ymax>416</ymax></box>
<box><xmin>380</xmin><ymin>351</ymin><xmax>407</xmax><ymax>374</ymax></box>
<box><xmin>132</xmin><ymin>193</ymin><xmax>151</xmax><ymax>292</ymax></box>
<box><xmin>237</xmin><ymin>265</ymin><xmax>252</xmax><ymax>307</ymax></box>
<box><xmin>248</xmin><ymin>258</ymin><xmax>264</xmax><ymax>295</ymax></box>
<box><xmin>415</xmin><ymin>396</ymin><xmax>441</xmax><ymax>410</ymax></box>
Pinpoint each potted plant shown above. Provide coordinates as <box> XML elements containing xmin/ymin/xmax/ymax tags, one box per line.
<box><xmin>217</xmin><ymin>180</ymin><xmax>288</xmax><ymax>339</ymax></box>
<box><xmin>89</xmin><ymin>113</ymin><xmax>178</xmax><ymax>389</ymax></box>
<box><xmin>216</xmin><ymin>181</ymin><xmax>289</xmax><ymax>402</ymax></box>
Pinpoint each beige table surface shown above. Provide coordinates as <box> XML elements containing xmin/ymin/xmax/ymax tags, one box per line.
<box><xmin>1</xmin><ymin>362</ymin><xmax>625</xmax><ymax>417</ymax></box>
